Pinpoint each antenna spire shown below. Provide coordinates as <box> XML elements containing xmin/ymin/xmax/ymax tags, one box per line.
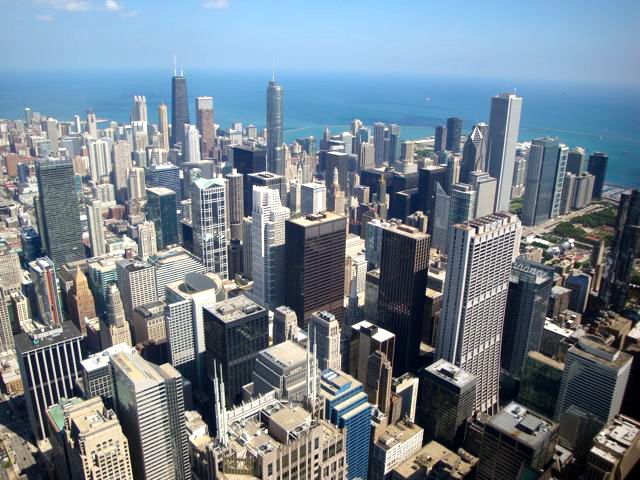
<box><xmin>272</xmin><ymin>61</ymin><xmax>275</xmax><ymax>83</ymax></box>
<box><xmin>173</xmin><ymin>53</ymin><xmax>177</xmax><ymax>77</ymax></box>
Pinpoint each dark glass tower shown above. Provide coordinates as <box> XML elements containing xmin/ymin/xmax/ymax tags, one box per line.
<box><xmin>434</xmin><ymin>125</ymin><xmax>447</xmax><ymax>153</ymax></box>
<box><xmin>521</xmin><ymin>138</ymin><xmax>561</xmax><ymax>226</ymax></box>
<box><xmin>146</xmin><ymin>187</ymin><xmax>179</xmax><ymax>249</ymax></box>
<box><xmin>445</xmin><ymin>116</ymin><xmax>463</xmax><ymax>153</ymax></box>
<box><xmin>35</xmin><ymin>158</ymin><xmax>84</xmax><ymax>269</ymax></box>
<box><xmin>418</xmin><ymin>165</ymin><xmax>448</xmax><ymax>232</ymax></box>
<box><xmin>171</xmin><ymin>72</ymin><xmax>190</xmax><ymax>147</ymax></box>
<box><xmin>266</xmin><ymin>80</ymin><xmax>283</xmax><ymax>175</ymax></box>
<box><xmin>587</xmin><ymin>151</ymin><xmax>609</xmax><ymax>198</ymax></box>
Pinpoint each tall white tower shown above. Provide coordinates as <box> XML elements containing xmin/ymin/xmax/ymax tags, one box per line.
<box><xmin>183</xmin><ymin>124</ymin><xmax>201</xmax><ymax>163</ymax></box>
<box><xmin>191</xmin><ymin>178</ymin><xmax>228</xmax><ymax>279</ymax></box>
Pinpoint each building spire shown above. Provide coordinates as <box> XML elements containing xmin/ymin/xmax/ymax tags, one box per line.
<box><xmin>173</xmin><ymin>53</ymin><xmax>177</xmax><ymax>77</ymax></box>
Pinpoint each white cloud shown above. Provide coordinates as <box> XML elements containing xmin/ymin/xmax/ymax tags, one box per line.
<box><xmin>36</xmin><ymin>1</ymin><xmax>92</xmax><ymax>11</ymax></box>
<box><xmin>36</xmin><ymin>14</ymin><xmax>55</xmax><ymax>21</ymax></box>
<box><xmin>202</xmin><ymin>0</ymin><xmax>229</xmax><ymax>9</ymax></box>
<box><xmin>104</xmin><ymin>0</ymin><xmax>121</xmax><ymax>11</ymax></box>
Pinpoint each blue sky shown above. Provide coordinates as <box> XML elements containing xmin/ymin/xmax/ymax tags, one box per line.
<box><xmin>2</xmin><ymin>0</ymin><xmax>639</xmax><ymax>86</ymax></box>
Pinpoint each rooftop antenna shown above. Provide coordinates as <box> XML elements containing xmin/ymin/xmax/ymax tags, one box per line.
<box><xmin>272</xmin><ymin>61</ymin><xmax>275</xmax><ymax>83</ymax></box>
<box><xmin>180</xmin><ymin>52</ymin><xmax>184</xmax><ymax>77</ymax></box>
<box><xmin>173</xmin><ymin>53</ymin><xmax>177</xmax><ymax>77</ymax></box>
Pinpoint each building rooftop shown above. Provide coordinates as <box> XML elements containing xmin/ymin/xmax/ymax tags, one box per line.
<box><xmin>351</xmin><ymin>320</ymin><xmax>395</xmax><ymax>343</ymax></box>
<box><xmin>116</xmin><ymin>259</ymin><xmax>153</xmax><ymax>273</ymax></box>
<box><xmin>426</xmin><ymin>359</ymin><xmax>477</xmax><ymax>388</ymax></box>
<box><xmin>489</xmin><ymin>402</ymin><xmax>557</xmax><ymax>449</ymax></box>
<box><xmin>46</xmin><ymin>397</ymin><xmax>83</xmax><ymax>431</ymax></box>
<box><xmin>205</xmin><ymin>294</ymin><xmax>265</xmax><ymax>324</ymax></box>
<box><xmin>81</xmin><ymin>343</ymin><xmax>136</xmax><ymax>373</ymax></box>
<box><xmin>288</xmin><ymin>210</ymin><xmax>346</xmax><ymax>228</ymax></box>
<box><xmin>571</xmin><ymin>334</ymin><xmax>632</xmax><ymax>368</ymax></box>
<box><xmin>375</xmin><ymin>420</ymin><xmax>423</xmax><ymax>451</ymax></box>
<box><xmin>14</xmin><ymin>321</ymin><xmax>82</xmax><ymax>354</ymax></box>
<box><xmin>526</xmin><ymin>351</ymin><xmax>565</xmax><ymax>371</ymax></box>
<box><xmin>146</xmin><ymin>186</ymin><xmax>175</xmax><ymax>196</ymax></box>
<box><xmin>393</xmin><ymin>441</ymin><xmax>478</xmax><ymax>479</ymax></box>
<box><xmin>590</xmin><ymin>415</ymin><xmax>640</xmax><ymax>464</ymax></box>
<box><xmin>258</xmin><ymin>341</ymin><xmax>307</xmax><ymax>370</ymax></box>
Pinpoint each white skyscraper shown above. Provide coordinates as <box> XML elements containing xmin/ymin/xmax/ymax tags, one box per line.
<box><xmin>191</xmin><ymin>178</ymin><xmax>228</xmax><ymax>278</ymax></box>
<box><xmin>486</xmin><ymin>93</ymin><xmax>523</xmax><ymax>212</ymax></box>
<box><xmin>133</xmin><ymin>95</ymin><xmax>148</xmax><ymax>122</ymax></box>
<box><xmin>89</xmin><ymin>139</ymin><xmax>111</xmax><ymax>181</ymax></box>
<box><xmin>86</xmin><ymin>199</ymin><xmax>106</xmax><ymax>257</ymax></box>
<box><xmin>183</xmin><ymin>124</ymin><xmax>201</xmax><ymax>163</ymax></box>
<box><xmin>301</xmin><ymin>182</ymin><xmax>327</xmax><ymax>215</ymax></box>
<box><xmin>86</xmin><ymin>110</ymin><xmax>98</xmax><ymax>138</ymax></box>
<box><xmin>310</xmin><ymin>311</ymin><xmax>342</xmax><ymax>371</ymax></box>
<box><xmin>251</xmin><ymin>186</ymin><xmax>290</xmax><ymax>309</ymax></box>
<box><xmin>137</xmin><ymin>221</ymin><xmax>158</xmax><ymax>260</ymax></box>
<box><xmin>436</xmin><ymin>212</ymin><xmax>521</xmax><ymax>414</ymax></box>
<box><xmin>127</xmin><ymin>167</ymin><xmax>146</xmax><ymax>201</ymax></box>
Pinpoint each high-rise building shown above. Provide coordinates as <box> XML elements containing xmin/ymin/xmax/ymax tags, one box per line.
<box><xmin>418</xmin><ymin>165</ymin><xmax>448</xmax><ymax>229</ymax></box>
<box><xmin>266</xmin><ymin>80</ymin><xmax>284</xmax><ymax>175</ymax></box>
<box><xmin>460</xmin><ymin>123</ymin><xmax>488</xmax><ymax>182</ymax></box>
<box><xmin>146</xmin><ymin>186</ymin><xmax>179</xmax><ymax>249</ymax></box>
<box><xmin>15</xmin><ymin>323</ymin><xmax>83</xmax><ymax>440</ymax></box>
<box><xmin>116</xmin><ymin>259</ymin><xmax>158</xmax><ymax>322</ymax></box>
<box><xmin>555</xmin><ymin>335</ymin><xmax>632</xmax><ymax>422</ymax></box>
<box><xmin>191</xmin><ymin>178</ymin><xmax>228</xmax><ymax>278</ymax></box>
<box><xmin>157</xmin><ymin>103</ymin><xmax>170</xmax><ymax>150</ymax></box>
<box><xmin>587</xmin><ymin>152</ymin><xmax>609</xmax><ymax>198</ymax></box>
<box><xmin>273</xmin><ymin>306</ymin><xmax>298</xmax><ymax>345</ymax></box>
<box><xmin>231</xmin><ymin>145</ymin><xmax>267</xmax><ymax>177</ymax></box>
<box><xmin>137</xmin><ymin>220</ymin><xmax>158</xmax><ymax>260</ymax></box>
<box><xmin>434</xmin><ymin>125</ymin><xmax>447</xmax><ymax>153</ymax></box>
<box><xmin>165</xmin><ymin>299</ymin><xmax>196</xmax><ymax>382</ymax></box>
<box><xmin>446</xmin><ymin>117</ymin><xmax>463</xmax><ymax>153</ymax></box>
<box><xmin>377</xmin><ymin>223</ymin><xmax>430</xmax><ymax>375</ymax></box>
<box><xmin>224</xmin><ymin>168</ymin><xmax>244</xmax><ymax>241</ymax></box>
<box><xmin>148</xmin><ymin>246</ymin><xmax>206</xmax><ymax>299</ymax></box>
<box><xmin>501</xmin><ymin>259</ymin><xmax>554</xmax><ymax>380</ymax></box>
<box><xmin>112</xmin><ymin>140</ymin><xmax>132</xmax><ymax>202</ymax></box>
<box><xmin>204</xmin><ymin>295</ymin><xmax>269</xmax><ymax>405</ymax></box>
<box><xmin>145</xmin><ymin>163</ymin><xmax>181</xmax><ymax>196</ymax></box>
<box><xmin>566</xmin><ymin>146</ymin><xmax>586</xmax><ymax>175</ymax></box>
<box><xmin>195</xmin><ymin>96</ymin><xmax>215</xmax><ymax>157</ymax></box>
<box><xmin>370</xmin><ymin>420</ymin><xmax>424</xmax><ymax>480</ymax></box>
<box><xmin>111</xmin><ymin>351</ymin><xmax>190</xmax><ymax>479</ymax></box>
<box><xmin>436</xmin><ymin>213</ymin><xmax>521</xmax><ymax>414</ymax></box>
<box><xmin>47</xmin><ymin>396</ymin><xmax>133</xmax><ymax>480</ymax></box>
<box><xmin>476</xmin><ymin>402</ymin><xmax>558</xmax><ymax>480</ymax></box>
<box><xmin>86</xmin><ymin>199</ymin><xmax>105</xmax><ymax>257</ymax></box>
<box><xmin>86</xmin><ymin>110</ymin><xmax>97</xmax><ymax>138</ymax></box>
<box><xmin>348</xmin><ymin>320</ymin><xmax>395</xmax><ymax>386</ymax></box>
<box><xmin>132</xmin><ymin>94</ymin><xmax>147</xmax><ymax>122</ymax></box>
<box><xmin>387</xmin><ymin>123</ymin><xmax>401</xmax><ymax>166</ymax></box>
<box><xmin>171</xmin><ymin>71</ymin><xmax>190</xmax><ymax>147</ymax></box>
<box><xmin>299</xmin><ymin>182</ymin><xmax>326</xmax><ymax>216</ymax></box>
<box><xmin>600</xmin><ymin>189</ymin><xmax>640</xmax><ymax>311</ymax></box>
<box><xmin>252</xmin><ymin>186</ymin><xmax>290</xmax><ymax>309</ymax></box>
<box><xmin>252</xmin><ymin>340</ymin><xmax>310</xmax><ymax>402</ymax></box>
<box><xmin>29</xmin><ymin>257</ymin><xmax>64</xmax><ymax>326</ymax></box>
<box><xmin>285</xmin><ymin>212</ymin><xmax>346</xmax><ymax>327</ymax></box>
<box><xmin>132</xmin><ymin>300</ymin><xmax>167</xmax><ymax>345</ymax></box>
<box><xmin>486</xmin><ymin>92</ymin><xmax>523</xmax><ymax>211</ymax></box>
<box><xmin>183</xmin><ymin>123</ymin><xmax>201</xmax><ymax>163</ymax></box>
<box><xmin>36</xmin><ymin>158</ymin><xmax>84</xmax><ymax>268</ymax></box>
<box><xmin>127</xmin><ymin>166</ymin><xmax>146</xmax><ymax>200</ymax></box>
<box><xmin>517</xmin><ymin>351</ymin><xmax>565</xmax><ymax>420</ymax></box>
<box><xmin>573</xmin><ymin>172</ymin><xmax>595</xmax><ymax>209</ymax></box>
<box><xmin>320</xmin><ymin>369</ymin><xmax>373</xmax><ymax>480</ymax></box>
<box><xmin>309</xmin><ymin>311</ymin><xmax>342</xmax><ymax>371</ymax></box>
<box><xmin>101</xmin><ymin>283</ymin><xmax>132</xmax><ymax>348</ymax></box>
<box><xmin>67</xmin><ymin>267</ymin><xmax>96</xmax><ymax>336</ymax></box>
<box><xmin>584</xmin><ymin>415</ymin><xmax>640</xmax><ymax>480</ymax></box>
<box><xmin>374</xmin><ymin>122</ymin><xmax>387</xmax><ymax>166</ymax></box>
<box><xmin>469</xmin><ymin>171</ymin><xmax>497</xmax><ymax>218</ymax></box>
<box><xmin>88</xmin><ymin>139</ymin><xmax>111</xmax><ymax>181</ymax></box>
<box><xmin>243</xmin><ymin>171</ymin><xmax>287</xmax><ymax>216</ymax></box>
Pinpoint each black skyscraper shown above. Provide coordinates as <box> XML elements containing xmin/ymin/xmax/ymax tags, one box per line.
<box><xmin>434</xmin><ymin>125</ymin><xmax>447</xmax><ymax>153</ymax></box>
<box><xmin>418</xmin><ymin>165</ymin><xmax>448</xmax><ymax>233</ymax></box>
<box><xmin>446</xmin><ymin>117</ymin><xmax>463</xmax><ymax>153</ymax></box>
<box><xmin>171</xmin><ymin>73</ymin><xmax>190</xmax><ymax>147</ymax></box>
<box><xmin>587</xmin><ymin>152</ymin><xmax>609</xmax><ymax>198</ymax></box>
<box><xmin>35</xmin><ymin>158</ymin><xmax>84</xmax><ymax>269</ymax></box>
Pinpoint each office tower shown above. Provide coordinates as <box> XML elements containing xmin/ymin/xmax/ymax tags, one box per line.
<box><xmin>364</xmin><ymin>350</ymin><xmax>393</xmax><ymax>414</ymax></box>
<box><xmin>600</xmin><ymin>190</ymin><xmax>640</xmax><ymax>311</ymax></box>
<box><xmin>183</xmin><ymin>123</ymin><xmax>201</xmax><ymax>163</ymax></box>
<box><xmin>195</xmin><ymin>96</ymin><xmax>215</xmax><ymax>157</ymax></box>
<box><xmin>320</xmin><ymin>369</ymin><xmax>372</xmax><ymax>480</ymax></box>
<box><xmin>86</xmin><ymin>110</ymin><xmax>98</xmax><ymax>138</ymax></box>
<box><xmin>116</xmin><ymin>259</ymin><xmax>158</xmax><ymax>322</ymax></box>
<box><xmin>555</xmin><ymin>335</ymin><xmax>632</xmax><ymax>422</ymax></box>
<box><xmin>387</xmin><ymin>123</ymin><xmax>401</xmax><ymax>166</ymax></box>
<box><xmin>365</xmin><ymin>219</ymin><xmax>389</xmax><ymax>268</ymax></box>
<box><xmin>418</xmin><ymin>165</ymin><xmax>448</xmax><ymax>227</ymax></box>
<box><xmin>434</xmin><ymin>125</ymin><xmax>447</xmax><ymax>153</ymax></box>
<box><xmin>127</xmin><ymin>166</ymin><xmax>146</xmax><ymax>200</ymax></box>
<box><xmin>15</xmin><ymin>323</ymin><xmax>83</xmax><ymax>440</ymax></box>
<box><xmin>460</xmin><ymin>123</ymin><xmax>488</xmax><ymax>182</ymax></box>
<box><xmin>137</xmin><ymin>220</ymin><xmax>158</xmax><ymax>260</ymax></box>
<box><xmin>501</xmin><ymin>259</ymin><xmax>554</xmax><ymax>380</ymax></box>
<box><xmin>132</xmin><ymin>300</ymin><xmax>166</xmax><ymax>344</ymax></box>
<box><xmin>417</xmin><ymin>359</ymin><xmax>476</xmax><ymax>448</ymax></box>
<box><xmin>370</xmin><ymin>420</ymin><xmax>424</xmax><ymax>480</ymax></box>
<box><xmin>552</xmin><ymin>144</ymin><xmax>568</xmax><ymax>217</ymax></box>
<box><xmin>446</xmin><ymin>117</ymin><xmax>463</xmax><ymax>153</ymax></box>
<box><xmin>266</xmin><ymin>79</ymin><xmax>284</xmax><ymax>175</ymax></box>
<box><xmin>88</xmin><ymin>139</ymin><xmax>111</xmax><ymax>181</ymax></box>
<box><xmin>251</xmin><ymin>186</ymin><xmax>290</xmax><ymax>309</ymax></box>
<box><xmin>521</xmin><ymin>138</ymin><xmax>561</xmax><ymax>225</ymax></box>
<box><xmin>584</xmin><ymin>415</ymin><xmax>640</xmax><ymax>480</ymax></box>
<box><xmin>469</xmin><ymin>171</ymin><xmax>497</xmax><ymax>218</ymax></box>
<box><xmin>47</xmin><ymin>396</ymin><xmax>133</xmax><ymax>480</ymax></box>
<box><xmin>67</xmin><ymin>268</ymin><xmax>96</xmax><ymax>336</ymax></box>
<box><xmin>85</xmin><ymin>200</ymin><xmax>105</xmax><ymax>257</ymax></box>
<box><xmin>476</xmin><ymin>402</ymin><xmax>558</xmax><ymax>480</ymax></box>
<box><xmin>36</xmin><ymin>158</ymin><xmax>84</xmax><ymax>268</ymax></box>
<box><xmin>566</xmin><ymin>146</ymin><xmax>586</xmax><ymax>175</ymax></box>
<box><xmin>20</xmin><ymin>226</ymin><xmax>42</xmax><ymax>263</ymax></box>
<box><xmin>157</xmin><ymin>102</ymin><xmax>169</xmax><ymax>150</ymax></box>
<box><xmin>171</xmin><ymin>70</ymin><xmax>190</xmax><ymax>147</ymax></box>
<box><xmin>165</xmin><ymin>299</ymin><xmax>196</xmax><ymax>381</ymax></box>
<box><xmin>204</xmin><ymin>295</ymin><xmax>268</xmax><ymax>405</ymax></box>
<box><xmin>0</xmin><ymin>250</ymin><xmax>22</xmax><ymax>296</ymax></box>
<box><xmin>517</xmin><ymin>351</ymin><xmax>564</xmax><ymax>420</ymax></box>
<box><xmin>231</xmin><ymin>145</ymin><xmax>267</xmax><ymax>177</ymax></box>
<box><xmin>511</xmin><ymin>154</ymin><xmax>527</xmax><ymax>198</ymax></box>
<box><xmin>436</xmin><ymin>183</ymin><xmax>475</xmax><ymax>252</ymax></box>
<box><xmin>377</xmin><ymin>223</ymin><xmax>430</xmax><ymax>375</ymax></box>
<box><xmin>252</xmin><ymin>340</ymin><xmax>310</xmax><ymax>401</ymax></box>
<box><xmin>243</xmin><ymin>171</ymin><xmax>287</xmax><ymax>216</ymax></box>
<box><xmin>111</xmin><ymin>351</ymin><xmax>190</xmax><ymax>479</ymax></box>
<box><xmin>224</xmin><ymin>169</ymin><xmax>244</xmax><ymax>241</ymax></box>
<box><xmin>242</xmin><ymin>217</ymin><xmax>253</xmax><ymax>277</ymax></box>
<box><xmin>25</xmin><ymin>107</ymin><xmax>33</xmax><ymax>126</ymax></box>
<box><xmin>486</xmin><ymin>92</ymin><xmax>523</xmax><ymax>211</ymax></box>
<box><xmin>392</xmin><ymin>373</ymin><xmax>420</xmax><ymax>423</ymax></box>
<box><xmin>101</xmin><ymin>283</ymin><xmax>132</xmax><ymax>348</ymax></box>
<box><xmin>588</xmin><ymin>152</ymin><xmax>609</xmax><ymax>198</ymax></box>
<box><xmin>29</xmin><ymin>257</ymin><xmax>64</xmax><ymax>326</ymax></box>
<box><xmin>436</xmin><ymin>213</ymin><xmax>521</xmax><ymax>414</ymax></box>
<box><xmin>146</xmin><ymin>186</ymin><xmax>179</xmax><ymax>249</ymax></box>
<box><xmin>191</xmin><ymin>178</ymin><xmax>228</xmax><ymax>278</ymax></box>
<box><xmin>374</xmin><ymin>122</ymin><xmax>386</xmax><ymax>166</ymax></box>
<box><xmin>131</xmin><ymin>95</ymin><xmax>147</xmax><ymax>124</ymax></box>
<box><xmin>44</xmin><ymin>117</ymin><xmax>60</xmax><ymax>154</ymax></box>
<box><xmin>309</xmin><ymin>311</ymin><xmax>342</xmax><ymax>371</ymax></box>
<box><xmin>148</xmin><ymin>246</ymin><xmax>205</xmax><ymax>299</ymax></box>
<box><xmin>273</xmin><ymin>305</ymin><xmax>297</xmax><ymax>344</ymax></box>
<box><xmin>285</xmin><ymin>212</ymin><xmax>346</xmax><ymax>327</ymax></box>
<box><xmin>300</xmin><ymin>182</ymin><xmax>327</xmax><ymax>215</ymax></box>
<box><xmin>145</xmin><ymin>163</ymin><xmax>181</xmax><ymax>195</ymax></box>
<box><xmin>112</xmin><ymin>140</ymin><xmax>132</xmax><ymax>201</ymax></box>
<box><xmin>327</xmin><ymin>167</ymin><xmax>346</xmax><ymax>214</ymax></box>
<box><xmin>565</xmin><ymin>271</ymin><xmax>592</xmax><ymax>313</ymax></box>
<box><xmin>560</xmin><ymin>172</ymin><xmax>577</xmax><ymax>215</ymax></box>
<box><xmin>349</xmin><ymin>320</ymin><xmax>395</xmax><ymax>385</ymax></box>
<box><xmin>573</xmin><ymin>172</ymin><xmax>595</xmax><ymax>209</ymax></box>
<box><xmin>324</xmin><ymin>150</ymin><xmax>350</xmax><ymax>192</ymax></box>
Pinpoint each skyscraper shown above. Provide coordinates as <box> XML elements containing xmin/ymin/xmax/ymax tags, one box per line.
<box><xmin>285</xmin><ymin>212</ymin><xmax>347</xmax><ymax>327</ymax></box>
<box><xmin>171</xmin><ymin>70</ymin><xmax>190</xmax><ymax>147</ymax></box>
<box><xmin>251</xmin><ymin>186</ymin><xmax>290</xmax><ymax>309</ymax></box>
<box><xmin>137</xmin><ymin>220</ymin><xmax>158</xmax><ymax>260</ymax></box>
<box><xmin>387</xmin><ymin>123</ymin><xmax>401</xmax><ymax>166</ymax></box>
<box><xmin>587</xmin><ymin>152</ymin><xmax>609</xmax><ymax>198</ymax></box>
<box><xmin>566</xmin><ymin>146</ymin><xmax>586</xmax><ymax>175</ymax></box>
<box><xmin>224</xmin><ymin>168</ymin><xmax>244</xmax><ymax>241</ymax></box>
<box><xmin>446</xmin><ymin>117</ymin><xmax>463</xmax><ymax>153</ymax></box>
<box><xmin>436</xmin><ymin>213</ymin><xmax>521</xmax><ymax>414</ymax></box>
<box><xmin>86</xmin><ymin>199</ymin><xmax>105</xmax><ymax>257</ymax></box>
<box><xmin>157</xmin><ymin>102</ymin><xmax>170</xmax><ymax>150</ymax></box>
<box><xmin>300</xmin><ymin>182</ymin><xmax>326</xmax><ymax>215</ymax></box>
<box><xmin>116</xmin><ymin>259</ymin><xmax>158</xmax><ymax>323</ymax></box>
<box><xmin>146</xmin><ymin>186</ymin><xmax>179</xmax><ymax>249</ymax></box>
<box><xmin>36</xmin><ymin>158</ymin><xmax>84</xmax><ymax>268</ymax></box>
<box><xmin>378</xmin><ymin>223</ymin><xmax>430</xmax><ymax>375</ymax></box>
<box><xmin>15</xmin><ymin>323</ymin><xmax>83</xmax><ymax>440</ymax></box>
<box><xmin>127</xmin><ymin>167</ymin><xmax>146</xmax><ymax>200</ymax></box>
<box><xmin>460</xmin><ymin>123</ymin><xmax>489</xmax><ymax>183</ymax></box>
<box><xmin>374</xmin><ymin>122</ymin><xmax>386</xmax><ymax>166</ymax></box>
<box><xmin>243</xmin><ymin>171</ymin><xmax>287</xmax><ymax>216</ymax></box>
<box><xmin>266</xmin><ymin>79</ymin><xmax>284</xmax><ymax>175</ymax></box>
<box><xmin>469</xmin><ymin>171</ymin><xmax>497</xmax><ymax>218</ymax></box>
<box><xmin>165</xmin><ymin>299</ymin><xmax>196</xmax><ymax>382</ymax></box>
<box><xmin>111</xmin><ymin>351</ymin><xmax>190</xmax><ymax>479</ymax></box>
<box><xmin>29</xmin><ymin>257</ymin><xmax>64</xmax><ymax>326</ymax></box>
<box><xmin>501</xmin><ymin>259</ymin><xmax>554</xmax><ymax>380</ymax></box>
<box><xmin>486</xmin><ymin>92</ymin><xmax>523</xmax><ymax>212</ymax></box>
<box><xmin>183</xmin><ymin>123</ymin><xmax>201</xmax><ymax>163</ymax></box>
<box><xmin>310</xmin><ymin>311</ymin><xmax>342</xmax><ymax>371</ymax></box>
<box><xmin>101</xmin><ymin>283</ymin><xmax>132</xmax><ymax>348</ymax></box>
<box><xmin>273</xmin><ymin>306</ymin><xmax>298</xmax><ymax>344</ymax></box>
<box><xmin>67</xmin><ymin>267</ymin><xmax>96</xmax><ymax>336</ymax></box>
<box><xmin>191</xmin><ymin>178</ymin><xmax>228</xmax><ymax>278</ymax></box>
<box><xmin>434</xmin><ymin>125</ymin><xmax>447</xmax><ymax>153</ymax></box>
<box><xmin>196</xmin><ymin>96</ymin><xmax>215</xmax><ymax>157</ymax></box>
